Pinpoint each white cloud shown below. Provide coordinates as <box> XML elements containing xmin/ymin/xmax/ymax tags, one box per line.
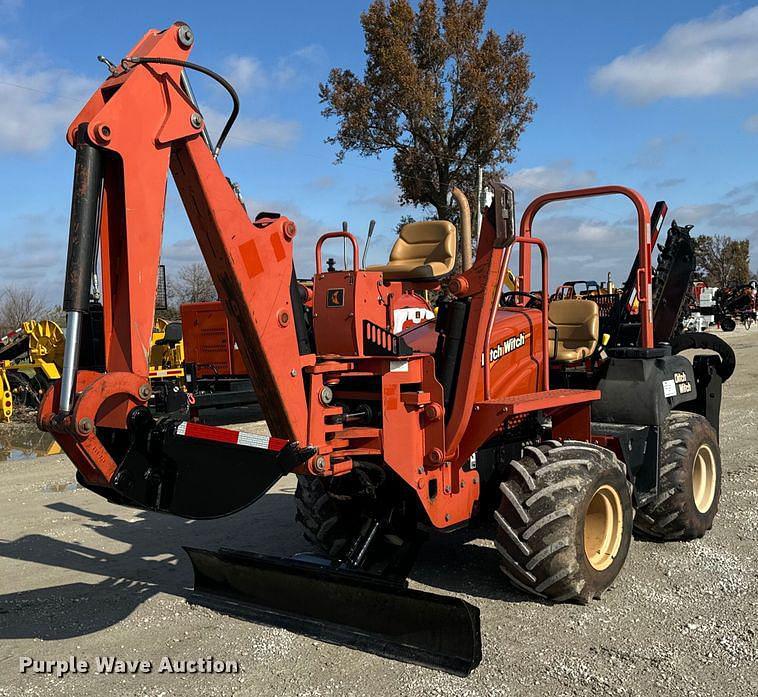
<box><xmin>200</xmin><ymin>47</ymin><xmax>320</xmax><ymax>150</ymax></box>
<box><xmin>725</xmin><ymin>181</ymin><xmax>758</xmax><ymax>206</ymax></box>
<box><xmin>592</xmin><ymin>6</ymin><xmax>758</xmax><ymax>103</ymax></box>
<box><xmin>309</xmin><ymin>175</ymin><xmax>335</xmax><ymax>190</ymax></box>
<box><xmin>670</xmin><ymin>202</ymin><xmax>729</xmax><ymax>225</ymax></box>
<box><xmin>0</xmin><ymin>51</ymin><xmax>95</xmax><ymax>153</ymax></box>
<box><xmin>671</xmin><ymin>200</ymin><xmax>758</xmax><ymax>234</ymax></box>
<box><xmin>231</xmin><ymin>116</ymin><xmax>300</xmax><ymax>148</ymax></box>
<box><xmin>0</xmin><ymin>212</ymin><xmax>68</xmax><ymax>303</ymax></box>
<box><xmin>225</xmin><ymin>55</ymin><xmax>267</xmax><ymax>92</ymax></box>
<box><xmin>161</xmin><ymin>238</ymin><xmax>203</xmax><ymax>265</ymax></box>
<box><xmin>519</xmin><ymin>213</ymin><xmax>637</xmax><ymax>289</ymax></box>
<box><xmin>506</xmin><ymin>160</ymin><xmax>596</xmax><ymax>199</ymax></box>
<box><xmin>202</xmin><ymin>105</ymin><xmax>300</xmax><ymax>149</ymax></box>
<box><xmin>273</xmin><ymin>44</ymin><xmax>327</xmax><ymax>86</ymax></box>
<box><xmin>744</xmin><ymin>114</ymin><xmax>758</xmax><ymax>132</ymax></box>
<box><xmin>223</xmin><ymin>44</ymin><xmax>325</xmax><ymax>93</ymax></box>
<box><xmin>629</xmin><ymin>135</ymin><xmax>684</xmax><ymax>169</ymax></box>
<box><xmin>349</xmin><ymin>185</ymin><xmax>403</xmax><ymax>213</ymax></box>
<box><xmin>656</xmin><ymin>177</ymin><xmax>685</xmax><ymax>188</ymax></box>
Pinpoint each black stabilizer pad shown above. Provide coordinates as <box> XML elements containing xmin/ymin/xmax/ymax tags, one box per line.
<box><xmin>185</xmin><ymin>546</ymin><xmax>482</xmax><ymax>676</ymax></box>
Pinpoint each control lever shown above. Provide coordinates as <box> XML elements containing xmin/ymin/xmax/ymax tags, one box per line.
<box><xmin>362</xmin><ymin>219</ymin><xmax>376</xmax><ymax>270</ymax></box>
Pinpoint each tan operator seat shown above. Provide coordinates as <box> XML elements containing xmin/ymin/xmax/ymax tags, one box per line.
<box><xmin>368</xmin><ymin>220</ymin><xmax>456</xmax><ymax>281</ymax></box>
<box><xmin>548</xmin><ymin>299</ymin><xmax>599</xmax><ymax>362</ymax></box>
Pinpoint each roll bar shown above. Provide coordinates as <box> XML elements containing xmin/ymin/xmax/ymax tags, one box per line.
<box><xmin>519</xmin><ymin>185</ymin><xmax>653</xmax><ymax>348</ymax></box>
<box><xmin>316</xmin><ymin>231</ymin><xmax>360</xmax><ymax>273</ymax></box>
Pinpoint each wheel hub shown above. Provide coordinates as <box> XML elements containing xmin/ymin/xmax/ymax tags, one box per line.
<box><xmin>692</xmin><ymin>444</ymin><xmax>717</xmax><ymax>513</ymax></box>
<box><xmin>584</xmin><ymin>484</ymin><xmax>623</xmax><ymax>571</ymax></box>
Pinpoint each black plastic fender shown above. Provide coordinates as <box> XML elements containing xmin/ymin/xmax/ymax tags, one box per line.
<box><xmin>670</xmin><ymin>332</ymin><xmax>735</xmax><ymax>381</ymax></box>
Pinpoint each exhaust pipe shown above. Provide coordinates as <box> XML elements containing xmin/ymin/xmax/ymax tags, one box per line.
<box><xmin>451</xmin><ymin>187</ymin><xmax>472</xmax><ymax>271</ymax></box>
<box><xmin>59</xmin><ymin>124</ymin><xmax>103</xmax><ymax>414</ymax></box>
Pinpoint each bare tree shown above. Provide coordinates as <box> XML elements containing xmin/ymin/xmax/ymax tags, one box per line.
<box><xmin>171</xmin><ymin>263</ymin><xmax>217</xmax><ymax>306</ymax></box>
<box><xmin>0</xmin><ymin>286</ymin><xmax>49</xmax><ymax>335</ymax></box>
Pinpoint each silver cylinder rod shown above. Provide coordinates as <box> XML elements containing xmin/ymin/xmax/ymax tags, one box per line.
<box><xmin>180</xmin><ymin>69</ymin><xmax>214</xmax><ymax>153</ymax></box>
<box><xmin>59</xmin><ymin>311</ymin><xmax>82</xmax><ymax>414</ymax></box>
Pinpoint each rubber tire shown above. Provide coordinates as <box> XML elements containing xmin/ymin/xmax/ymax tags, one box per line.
<box><xmin>7</xmin><ymin>372</ymin><xmax>39</xmax><ymax>409</ymax></box>
<box><xmin>494</xmin><ymin>441</ymin><xmax>633</xmax><ymax>604</ymax></box>
<box><xmin>720</xmin><ymin>317</ymin><xmax>736</xmax><ymax>332</ymax></box>
<box><xmin>294</xmin><ymin>474</ymin><xmax>353</xmax><ymax>558</ymax></box>
<box><xmin>634</xmin><ymin>412</ymin><xmax>721</xmax><ymax>541</ymax></box>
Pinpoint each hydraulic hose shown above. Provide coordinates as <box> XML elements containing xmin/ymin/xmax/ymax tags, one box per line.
<box><xmin>122</xmin><ymin>56</ymin><xmax>239</xmax><ymax>158</ymax></box>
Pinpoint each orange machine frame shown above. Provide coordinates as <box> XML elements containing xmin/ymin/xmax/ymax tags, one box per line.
<box><xmin>40</xmin><ymin>22</ymin><xmax>604</xmax><ymax>529</ymax></box>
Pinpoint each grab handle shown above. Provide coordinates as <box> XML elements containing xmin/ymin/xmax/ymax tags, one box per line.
<box><xmin>316</xmin><ymin>232</ymin><xmax>360</xmax><ymax>273</ymax></box>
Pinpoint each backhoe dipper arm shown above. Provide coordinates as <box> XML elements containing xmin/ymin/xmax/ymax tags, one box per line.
<box><xmin>38</xmin><ymin>23</ymin><xmax>313</xmax><ymax>512</ymax></box>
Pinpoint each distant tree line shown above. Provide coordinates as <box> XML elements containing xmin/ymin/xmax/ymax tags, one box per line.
<box><xmin>693</xmin><ymin>235</ymin><xmax>754</xmax><ymax>288</ymax></box>
<box><xmin>159</xmin><ymin>262</ymin><xmax>217</xmax><ymax>319</ymax></box>
<box><xmin>0</xmin><ymin>287</ymin><xmax>63</xmax><ymax>336</ymax></box>
<box><xmin>0</xmin><ymin>262</ymin><xmax>216</xmax><ymax>334</ymax></box>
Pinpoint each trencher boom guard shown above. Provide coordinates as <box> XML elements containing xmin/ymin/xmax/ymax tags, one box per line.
<box><xmin>39</xmin><ymin>21</ymin><xmax>729</xmax><ymax>678</ymax></box>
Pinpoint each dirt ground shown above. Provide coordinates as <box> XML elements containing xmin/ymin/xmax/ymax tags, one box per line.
<box><xmin>1</xmin><ymin>329</ymin><xmax>756</xmax><ymax>697</ymax></box>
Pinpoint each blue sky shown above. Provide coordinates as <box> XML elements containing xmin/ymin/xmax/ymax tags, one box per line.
<box><xmin>1</xmin><ymin>0</ymin><xmax>757</xmax><ymax>303</ymax></box>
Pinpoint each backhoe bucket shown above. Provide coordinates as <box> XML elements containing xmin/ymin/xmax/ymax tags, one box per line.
<box><xmin>185</xmin><ymin>547</ymin><xmax>482</xmax><ymax>676</ymax></box>
<box><xmin>92</xmin><ymin>416</ymin><xmax>316</xmax><ymax>520</ymax></box>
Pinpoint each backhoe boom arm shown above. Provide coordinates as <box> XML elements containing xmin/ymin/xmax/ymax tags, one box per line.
<box><xmin>39</xmin><ymin>22</ymin><xmax>312</xmax><ymax>510</ymax></box>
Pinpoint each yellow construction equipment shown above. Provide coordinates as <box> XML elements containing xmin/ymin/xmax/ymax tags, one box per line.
<box><xmin>0</xmin><ymin>320</ymin><xmax>66</xmax><ymax>419</ymax></box>
<box><xmin>148</xmin><ymin>318</ymin><xmax>185</xmax><ymax>379</ymax></box>
<box><xmin>23</xmin><ymin>319</ymin><xmax>65</xmax><ymax>380</ymax></box>
<box><xmin>0</xmin><ymin>317</ymin><xmax>186</xmax><ymax>420</ymax></box>
<box><xmin>1</xmin><ymin>368</ymin><xmax>11</xmax><ymax>422</ymax></box>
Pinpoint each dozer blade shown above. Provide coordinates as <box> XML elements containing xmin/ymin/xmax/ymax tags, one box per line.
<box><xmin>185</xmin><ymin>546</ymin><xmax>482</xmax><ymax>676</ymax></box>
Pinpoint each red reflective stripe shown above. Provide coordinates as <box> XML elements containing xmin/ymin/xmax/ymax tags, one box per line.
<box><xmin>182</xmin><ymin>422</ymin><xmax>238</xmax><ymax>445</ymax></box>
<box><xmin>176</xmin><ymin>421</ymin><xmax>287</xmax><ymax>452</ymax></box>
<box><xmin>267</xmin><ymin>437</ymin><xmax>288</xmax><ymax>451</ymax></box>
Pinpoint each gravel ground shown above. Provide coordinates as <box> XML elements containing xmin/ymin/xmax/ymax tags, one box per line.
<box><xmin>0</xmin><ymin>329</ymin><xmax>756</xmax><ymax>696</ymax></box>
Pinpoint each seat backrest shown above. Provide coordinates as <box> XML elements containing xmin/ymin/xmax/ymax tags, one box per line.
<box><xmin>156</xmin><ymin>321</ymin><xmax>183</xmax><ymax>347</ymax></box>
<box><xmin>548</xmin><ymin>299</ymin><xmax>599</xmax><ymax>360</ymax></box>
<box><xmin>163</xmin><ymin>321</ymin><xmax>183</xmax><ymax>344</ymax></box>
<box><xmin>389</xmin><ymin>220</ymin><xmax>456</xmax><ymax>273</ymax></box>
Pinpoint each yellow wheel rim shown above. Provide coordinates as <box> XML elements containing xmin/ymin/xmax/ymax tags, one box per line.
<box><xmin>692</xmin><ymin>444</ymin><xmax>717</xmax><ymax>513</ymax></box>
<box><xmin>584</xmin><ymin>484</ymin><xmax>624</xmax><ymax>571</ymax></box>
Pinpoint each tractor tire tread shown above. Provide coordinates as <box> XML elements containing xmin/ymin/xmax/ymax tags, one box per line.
<box><xmin>634</xmin><ymin>412</ymin><xmax>721</xmax><ymax>541</ymax></box>
<box><xmin>495</xmin><ymin>441</ymin><xmax>633</xmax><ymax>603</ymax></box>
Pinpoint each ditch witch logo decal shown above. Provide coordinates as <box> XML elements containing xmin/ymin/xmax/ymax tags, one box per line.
<box><xmin>482</xmin><ymin>332</ymin><xmax>527</xmax><ymax>366</ymax></box>
<box><xmin>327</xmin><ymin>288</ymin><xmax>344</xmax><ymax>308</ymax></box>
